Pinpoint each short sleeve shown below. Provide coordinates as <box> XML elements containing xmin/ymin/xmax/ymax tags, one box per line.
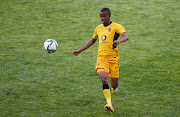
<box><xmin>92</xmin><ymin>27</ymin><xmax>98</xmax><ymax>39</ymax></box>
<box><xmin>116</xmin><ymin>24</ymin><xmax>126</xmax><ymax>35</ymax></box>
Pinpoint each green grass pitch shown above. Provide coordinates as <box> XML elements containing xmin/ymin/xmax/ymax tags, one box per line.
<box><xmin>0</xmin><ymin>0</ymin><xmax>179</xmax><ymax>117</ymax></box>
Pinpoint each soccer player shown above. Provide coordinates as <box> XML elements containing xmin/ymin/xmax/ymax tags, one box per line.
<box><xmin>72</xmin><ymin>8</ymin><xmax>128</xmax><ymax>112</ymax></box>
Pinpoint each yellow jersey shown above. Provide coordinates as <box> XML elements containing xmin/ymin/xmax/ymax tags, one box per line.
<box><xmin>92</xmin><ymin>22</ymin><xmax>126</xmax><ymax>60</ymax></box>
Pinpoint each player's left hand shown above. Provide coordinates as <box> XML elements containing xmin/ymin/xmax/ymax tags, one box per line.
<box><xmin>113</xmin><ymin>40</ymin><xmax>120</xmax><ymax>46</ymax></box>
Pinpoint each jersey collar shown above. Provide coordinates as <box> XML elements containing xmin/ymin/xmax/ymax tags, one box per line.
<box><xmin>103</xmin><ymin>21</ymin><xmax>112</xmax><ymax>27</ymax></box>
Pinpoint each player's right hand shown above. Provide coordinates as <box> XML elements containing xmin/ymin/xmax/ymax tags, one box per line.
<box><xmin>72</xmin><ymin>50</ymin><xmax>80</xmax><ymax>56</ymax></box>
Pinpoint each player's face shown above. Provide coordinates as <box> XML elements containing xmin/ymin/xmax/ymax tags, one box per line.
<box><xmin>100</xmin><ymin>11</ymin><xmax>111</xmax><ymax>25</ymax></box>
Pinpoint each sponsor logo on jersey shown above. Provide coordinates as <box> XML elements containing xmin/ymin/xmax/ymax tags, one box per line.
<box><xmin>101</xmin><ymin>35</ymin><xmax>106</xmax><ymax>41</ymax></box>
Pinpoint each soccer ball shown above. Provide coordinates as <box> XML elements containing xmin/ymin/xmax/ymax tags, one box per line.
<box><xmin>44</xmin><ymin>39</ymin><xmax>58</xmax><ymax>53</ymax></box>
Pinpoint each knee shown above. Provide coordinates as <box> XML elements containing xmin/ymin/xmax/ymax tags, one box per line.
<box><xmin>98</xmin><ymin>71</ymin><xmax>109</xmax><ymax>84</ymax></box>
<box><xmin>101</xmin><ymin>77</ymin><xmax>108</xmax><ymax>84</ymax></box>
<box><xmin>111</xmin><ymin>82</ymin><xmax>118</xmax><ymax>89</ymax></box>
<box><xmin>111</xmin><ymin>78</ymin><xmax>118</xmax><ymax>89</ymax></box>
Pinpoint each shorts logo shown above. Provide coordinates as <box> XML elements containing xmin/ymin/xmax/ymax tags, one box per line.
<box><xmin>115</xmin><ymin>66</ymin><xmax>119</xmax><ymax>73</ymax></box>
<box><xmin>101</xmin><ymin>35</ymin><xmax>106</xmax><ymax>41</ymax></box>
<box><xmin>107</xmin><ymin>28</ymin><xmax>112</xmax><ymax>32</ymax></box>
<box><xmin>97</xmin><ymin>63</ymin><xmax>101</xmax><ymax>66</ymax></box>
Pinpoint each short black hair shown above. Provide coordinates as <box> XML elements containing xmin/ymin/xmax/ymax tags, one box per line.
<box><xmin>100</xmin><ymin>8</ymin><xmax>111</xmax><ymax>15</ymax></box>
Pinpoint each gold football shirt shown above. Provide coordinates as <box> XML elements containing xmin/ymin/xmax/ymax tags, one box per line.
<box><xmin>92</xmin><ymin>22</ymin><xmax>126</xmax><ymax>59</ymax></box>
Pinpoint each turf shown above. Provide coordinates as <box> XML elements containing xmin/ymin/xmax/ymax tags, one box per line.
<box><xmin>0</xmin><ymin>0</ymin><xmax>179</xmax><ymax>117</ymax></box>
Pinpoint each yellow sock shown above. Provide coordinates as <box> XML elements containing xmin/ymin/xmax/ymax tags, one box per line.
<box><xmin>103</xmin><ymin>89</ymin><xmax>112</xmax><ymax>105</ymax></box>
<box><xmin>112</xmin><ymin>88</ymin><xmax>117</xmax><ymax>94</ymax></box>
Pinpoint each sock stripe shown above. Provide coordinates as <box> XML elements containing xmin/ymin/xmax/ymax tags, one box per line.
<box><xmin>103</xmin><ymin>84</ymin><xmax>109</xmax><ymax>90</ymax></box>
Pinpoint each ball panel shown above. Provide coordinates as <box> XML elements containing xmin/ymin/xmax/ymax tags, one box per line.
<box><xmin>43</xmin><ymin>39</ymin><xmax>58</xmax><ymax>53</ymax></box>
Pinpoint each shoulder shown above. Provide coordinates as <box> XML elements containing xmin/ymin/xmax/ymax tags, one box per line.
<box><xmin>94</xmin><ymin>24</ymin><xmax>104</xmax><ymax>32</ymax></box>
<box><xmin>111</xmin><ymin>22</ymin><xmax>125</xmax><ymax>31</ymax></box>
<box><xmin>111</xmin><ymin>22</ymin><xmax>123</xmax><ymax>27</ymax></box>
<box><xmin>111</xmin><ymin>22</ymin><xmax>126</xmax><ymax>34</ymax></box>
<box><xmin>95</xmin><ymin>24</ymin><xmax>104</xmax><ymax>29</ymax></box>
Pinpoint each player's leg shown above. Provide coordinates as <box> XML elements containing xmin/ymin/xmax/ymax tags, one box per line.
<box><xmin>96</xmin><ymin>60</ymin><xmax>114</xmax><ymax>112</ymax></box>
<box><xmin>109</xmin><ymin>62</ymin><xmax>119</xmax><ymax>94</ymax></box>
<box><xmin>98</xmin><ymin>71</ymin><xmax>111</xmax><ymax>105</ymax></box>
<box><xmin>98</xmin><ymin>71</ymin><xmax>109</xmax><ymax>84</ymax></box>
<box><xmin>111</xmin><ymin>77</ymin><xmax>118</xmax><ymax>94</ymax></box>
<box><xmin>98</xmin><ymin>71</ymin><xmax>114</xmax><ymax>112</ymax></box>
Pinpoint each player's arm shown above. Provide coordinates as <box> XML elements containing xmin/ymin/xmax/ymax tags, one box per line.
<box><xmin>113</xmin><ymin>32</ymin><xmax>128</xmax><ymax>46</ymax></box>
<box><xmin>72</xmin><ymin>38</ymin><xmax>97</xmax><ymax>56</ymax></box>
